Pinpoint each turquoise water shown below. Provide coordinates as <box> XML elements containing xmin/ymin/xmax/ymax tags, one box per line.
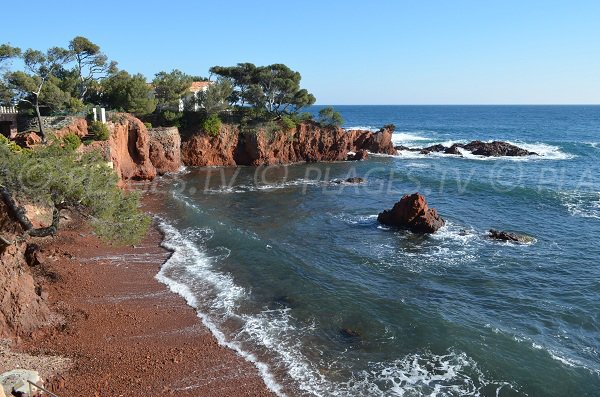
<box><xmin>155</xmin><ymin>106</ymin><xmax>600</xmax><ymax>396</ymax></box>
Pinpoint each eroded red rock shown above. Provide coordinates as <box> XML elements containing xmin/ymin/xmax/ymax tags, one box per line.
<box><xmin>377</xmin><ymin>193</ymin><xmax>445</xmax><ymax>233</ymax></box>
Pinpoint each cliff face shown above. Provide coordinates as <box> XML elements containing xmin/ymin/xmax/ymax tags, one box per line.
<box><xmin>78</xmin><ymin>115</ymin><xmax>184</xmax><ymax>180</ymax></box>
<box><xmin>108</xmin><ymin>114</ymin><xmax>157</xmax><ymax>180</ymax></box>
<box><xmin>181</xmin><ymin>121</ymin><xmax>397</xmax><ymax>166</ymax></box>
<box><xmin>0</xmin><ymin>202</ymin><xmax>52</xmax><ymax>338</ymax></box>
<box><xmin>148</xmin><ymin>127</ymin><xmax>182</xmax><ymax>174</ymax></box>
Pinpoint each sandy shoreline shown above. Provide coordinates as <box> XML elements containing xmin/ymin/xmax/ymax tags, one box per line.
<box><xmin>16</xmin><ymin>195</ymin><xmax>276</xmax><ymax>397</ymax></box>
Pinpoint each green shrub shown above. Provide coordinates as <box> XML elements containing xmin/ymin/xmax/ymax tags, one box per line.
<box><xmin>161</xmin><ymin>110</ymin><xmax>182</xmax><ymax>127</ymax></box>
<box><xmin>201</xmin><ymin>114</ymin><xmax>222</xmax><ymax>137</ymax></box>
<box><xmin>88</xmin><ymin>121</ymin><xmax>110</xmax><ymax>141</ymax></box>
<box><xmin>318</xmin><ymin>106</ymin><xmax>344</xmax><ymax>127</ymax></box>
<box><xmin>0</xmin><ymin>143</ymin><xmax>150</xmax><ymax>245</ymax></box>
<box><xmin>62</xmin><ymin>133</ymin><xmax>82</xmax><ymax>151</ymax></box>
<box><xmin>0</xmin><ymin>135</ymin><xmax>23</xmax><ymax>153</ymax></box>
<box><xmin>143</xmin><ymin>122</ymin><xmax>153</xmax><ymax>129</ymax></box>
<box><xmin>292</xmin><ymin>112</ymin><xmax>313</xmax><ymax>123</ymax></box>
<box><xmin>280</xmin><ymin>116</ymin><xmax>296</xmax><ymax>131</ymax></box>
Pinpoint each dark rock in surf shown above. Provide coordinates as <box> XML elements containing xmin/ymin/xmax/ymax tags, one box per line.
<box><xmin>347</xmin><ymin>149</ymin><xmax>369</xmax><ymax>161</ymax></box>
<box><xmin>377</xmin><ymin>193</ymin><xmax>445</xmax><ymax>234</ymax></box>
<box><xmin>419</xmin><ymin>144</ymin><xmax>447</xmax><ymax>155</ymax></box>
<box><xmin>394</xmin><ymin>145</ymin><xmax>420</xmax><ymax>152</ymax></box>
<box><xmin>462</xmin><ymin>141</ymin><xmax>537</xmax><ymax>157</ymax></box>
<box><xmin>345</xmin><ymin>177</ymin><xmax>365</xmax><ymax>184</ymax></box>
<box><xmin>444</xmin><ymin>144</ymin><xmax>464</xmax><ymax>155</ymax></box>
<box><xmin>339</xmin><ymin>328</ymin><xmax>361</xmax><ymax>338</ymax></box>
<box><xmin>488</xmin><ymin>229</ymin><xmax>534</xmax><ymax>244</ymax></box>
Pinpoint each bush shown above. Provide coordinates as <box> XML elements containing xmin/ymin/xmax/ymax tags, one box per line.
<box><xmin>88</xmin><ymin>121</ymin><xmax>110</xmax><ymax>141</ymax></box>
<box><xmin>318</xmin><ymin>106</ymin><xmax>344</xmax><ymax>127</ymax></box>
<box><xmin>161</xmin><ymin>110</ymin><xmax>182</xmax><ymax>128</ymax></box>
<box><xmin>143</xmin><ymin>122</ymin><xmax>153</xmax><ymax>129</ymax></box>
<box><xmin>293</xmin><ymin>112</ymin><xmax>313</xmax><ymax>123</ymax></box>
<box><xmin>201</xmin><ymin>114</ymin><xmax>222</xmax><ymax>137</ymax></box>
<box><xmin>62</xmin><ymin>133</ymin><xmax>82</xmax><ymax>151</ymax></box>
<box><xmin>0</xmin><ymin>143</ymin><xmax>150</xmax><ymax>245</ymax></box>
<box><xmin>280</xmin><ymin>116</ymin><xmax>296</xmax><ymax>131</ymax></box>
<box><xmin>0</xmin><ymin>134</ymin><xmax>23</xmax><ymax>153</ymax></box>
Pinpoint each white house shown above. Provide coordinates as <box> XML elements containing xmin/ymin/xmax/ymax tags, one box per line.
<box><xmin>179</xmin><ymin>81</ymin><xmax>212</xmax><ymax>112</ymax></box>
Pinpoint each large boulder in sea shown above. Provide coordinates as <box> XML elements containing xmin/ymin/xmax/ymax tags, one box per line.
<box><xmin>462</xmin><ymin>141</ymin><xmax>537</xmax><ymax>157</ymax></box>
<box><xmin>377</xmin><ymin>193</ymin><xmax>445</xmax><ymax>233</ymax></box>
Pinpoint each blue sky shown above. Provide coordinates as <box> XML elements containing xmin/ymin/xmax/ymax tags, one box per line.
<box><xmin>2</xmin><ymin>1</ymin><xmax>599</xmax><ymax>104</ymax></box>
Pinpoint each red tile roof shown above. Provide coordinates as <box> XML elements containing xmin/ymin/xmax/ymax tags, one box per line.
<box><xmin>189</xmin><ymin>81</ymin><xmax>211</xmax><ymax>92</ymax></box>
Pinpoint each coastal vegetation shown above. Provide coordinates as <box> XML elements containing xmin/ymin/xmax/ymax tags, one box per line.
<box><xmin>1</xmin><ymin>37</ymin><xmax>346</xmax><ymax>142</ymax></box>
<box><xmin>0</xmin><ymin>137</ymin><xmax>149</xmax><ymax>245</ymax></box>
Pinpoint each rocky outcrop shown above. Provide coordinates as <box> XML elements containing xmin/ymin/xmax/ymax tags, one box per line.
<box><xmin>181</xmin><ymin>124</ymin><xmax>240</xmax><ymax>166</ymax></box>
<box><xmin>148</xmin><ymin>127</ymin><xmax>182</xmax><ymax>174</ymax></box>
<box><xmin>347</xmin><ymin>149</ymin><xmax>369</xmax><ymax>161</ymax></box>
<box><xmin>52</xmin><ymin>118</ymin><xmax>88</xmax><ymax>139</ymax></box>
<box><xmin>78</xmin><ymin>114</ymin><xmax>182</xmax><ymax>180</ymax></box>
<box><xmin>347</xmin><ymin>126</ymin><xmax>397</xmax><ymax>155</ymax></box>
<box><xmin>396</xmin><ymin>140</ymin><xmax>537</xmax><ymax>157</ymax></box>
<box><xmin>462</xmin><ymin>141</ymin><xmax>536</xmax><ymax>157</ymax></box>
<box><xmin>377</xmin><ymin>193</ymin><xmax>445</xmax><ymax>233</ymax></box>
<box><xmin>488</xmin><ymin>229</ymin><xmax>535</xmax><ymax>244</ymax></box>
<box><xmin>182</xmin><ymin>122</ymin><xmax>396</xmax><ymax>166</ymax></box>
<box><xmin>108</xmin><ymin>114</ymin><xmax>157</xmax><ymax>180</ymax></box>
<box><xmin>0</xmin><ymin>202</ymin><xmax>52</xmax><ymax>338</ymax></box>
<box><xmin>13</xmin><ymin>132</ymin><xmax>42</xmax><ymax>149</ymax></box>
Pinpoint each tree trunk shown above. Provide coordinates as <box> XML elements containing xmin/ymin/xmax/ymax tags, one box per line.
<box><xmin>0</xmin><ymin>186</ymin><xmax>34</xmax><ymax>230</ymax></box>
<box><xmin>34</xmin><ymin>95</ymin><xmax>46</xmax><ymax>143</ymax></box>
<box><xmin>0</xmin><ymin>186</ymin><xmax>63</xmax><ymax>238</ymax></box>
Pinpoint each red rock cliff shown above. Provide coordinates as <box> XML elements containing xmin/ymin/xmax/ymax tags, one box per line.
<box><xmin>181</xmin><ymin>121</ymin><xmax>396</xmax><ymax>166</ymax></box>
<box><xmin>82</xmin><ymin>114</ymin><xmax>182</xmax><ymax>180</ymax></box>
<box><xmin>0</xmin><ymin>201</ymin><xmax>52</xmax><ymax>338</ymax></box>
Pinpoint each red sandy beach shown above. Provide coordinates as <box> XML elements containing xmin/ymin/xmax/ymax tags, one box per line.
<box><xmin>16</xmin><ymin>196</ymin><xmax>277</xmax><ymax>397</ymax></box>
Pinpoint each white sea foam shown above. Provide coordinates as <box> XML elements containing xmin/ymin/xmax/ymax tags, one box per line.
<box><xmin>346</xmin><ymin>125</ymin><xmax>380</xmax><ymax>132</ymax></box>
<box><xmin>558</xmin><ymin>191</ymin><xmax>600</xmax><ymax>220</ymax></box>
<box><xmin>385</xmin><ymin>140</ymin><xmax>572</xmax><ymax>162</ymax></box>
<box><xmin>391</xmin><ymin>132</ymin><xmax>431</xmax><ymax>146</ymax></box>
<box><xmin>204</xmin><ymin>179</ymin><xmax>324</xmax><ymax>194</ymax></box>
<box><xmin>156</xmin><ymin>221</ymin><xmax>286</xmax><ymax>396</ymax></box>
<box><xmin>342</xmin><ymin>350</ymin><xmax>514</xmax><ymax>396</ymax></box>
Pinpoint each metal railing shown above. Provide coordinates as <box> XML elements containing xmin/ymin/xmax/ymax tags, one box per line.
<box><xmin>0</xmin><ymin>106</ymin><xmax>18</xmax><ymax>114</ymax></box>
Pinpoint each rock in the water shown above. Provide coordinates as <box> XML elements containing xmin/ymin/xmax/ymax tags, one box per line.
<box><xmin>462</xmin><ymin>141</ymin><xmax>537</xmax><ymax>157</ymax></box>
<box><xmin>347</xmin><ymin>149</ymin><xmax>369</xmax><ymax>161</ymax></box>
<box><xmin>444</xmin><ymin>144</ymin><xmax>464</xmax><ymax>155</ymax></box>
<box><xmin>339</xmin><ymin>328</ymin><xmax>361</xmax><ymax>338</ymax></box>
<box><xmin>488</xmin><ymin>229</ymin><xmax>534</xmax><ymax>244</ymax></box>
<box><xmin>377</xmin><ymin>193</ymin><xmax>445</xmax><ymax>233</ymax></box>
<box><xmin>345</xmin><ymin>177</ymin><xmax>365</xmax><ymax>184</ymax></box>
<box><xmin>394</xmin><ymin>145</ymin><xmax>420</xmax><ymax>152</ymax></box>
<box><xmin>420</xmin><ymin>144</ymin><xmax>447</xmax><ymax>155</ymax></box>
<box><xmin>332</xmin><ymin>177</ymin><xmax>365</xmax><ymax>184</ymax></box>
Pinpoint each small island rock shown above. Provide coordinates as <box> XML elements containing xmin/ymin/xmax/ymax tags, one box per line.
<box><xmin>488</xmin><ymin>229</ymin><xmax>534</xmax><ymax>244</ymax></box>
<box><xmin>377</xmin><ymin>193</ymin><xmax>445</xmax><ymax>233</ymax></box>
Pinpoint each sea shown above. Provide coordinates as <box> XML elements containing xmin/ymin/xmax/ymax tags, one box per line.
<box><xmin>151</xmin><ymin>105</ymin><xmax>600</xmax><ymax>396</ymax></box>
